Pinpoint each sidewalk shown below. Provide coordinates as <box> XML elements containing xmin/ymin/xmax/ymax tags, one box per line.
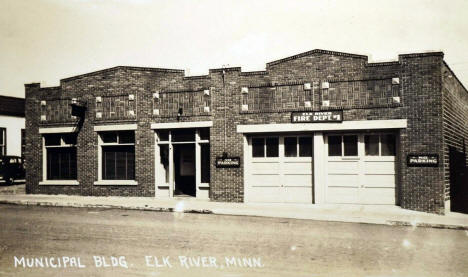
<box><xmin>1</xmin><ymin>193</ymin><xmax>467</xmax><ymax>230</ymax></box>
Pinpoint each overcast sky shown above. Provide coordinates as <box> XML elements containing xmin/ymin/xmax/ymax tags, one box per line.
<box><xmin>1</xmin><ymin>0</ymin><xmax>468</xmax><ymax>98</ymax></box>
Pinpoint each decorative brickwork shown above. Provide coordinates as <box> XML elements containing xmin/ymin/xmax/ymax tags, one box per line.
<box><xmin>40</xmin><ymin>98</ymin><xmax>78</xmax><ymax>124</ymax></box>
<box><xmin>95</xmin><ymin>95</ymin><xmax>137</xmax><ymax>121</ymax></box>
<box><xmin>152</xmin><ymin>89</ymin><xmax>211</xmax><ymax>117</ymax></box>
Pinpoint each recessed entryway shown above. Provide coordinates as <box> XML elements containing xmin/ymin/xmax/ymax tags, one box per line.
<box><xmin>154</xmin><ymin>126</ymin><xmax>210</xmax><ymax>199</ymax></box>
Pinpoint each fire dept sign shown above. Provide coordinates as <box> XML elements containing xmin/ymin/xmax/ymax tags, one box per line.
<box><xmin>291</xmin><ymin>111</ymin><xmax>343</xmax><ymax>123</ymax></box>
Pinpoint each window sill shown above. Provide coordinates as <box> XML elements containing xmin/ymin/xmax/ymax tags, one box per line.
<box><xmin>94</xmin><ymin>180</ymin><xmax>138</xmax><ymax>186</ymax></box>
<box><xmin>39</xmin><ymin>180</ymin><xmax>80</xmax><ymax>186</ymax></box>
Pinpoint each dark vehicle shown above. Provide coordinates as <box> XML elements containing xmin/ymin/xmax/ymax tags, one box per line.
<box><xmin>0</xmin><ymin>156</ymin><xmax>25</xmax><ymax>185</ymax></box>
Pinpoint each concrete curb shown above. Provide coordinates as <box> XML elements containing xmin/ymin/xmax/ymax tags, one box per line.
<box><xmin>386</xmin><ymin>220</ymin><xmax>468</xmax><ymax>231</ymax></box>
<box><xmin>1</xmin><ymin>199</ymin><xmax>466</xmax><ymax>231</ymax></box>
<box><xmin>0</xmin><ymin>200</ymin><xmax>213</xmax><ymax>214</ymax></box>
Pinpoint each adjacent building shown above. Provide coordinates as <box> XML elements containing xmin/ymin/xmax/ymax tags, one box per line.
<box><xmin>24</xmin><ymin>49</ymin><xmax>468</xmax><ymax>214</ymax></box>
<box><xmin>0</xmin><ymin>95</ymin><xmax>25</xmax><ymax>157</ymax></box>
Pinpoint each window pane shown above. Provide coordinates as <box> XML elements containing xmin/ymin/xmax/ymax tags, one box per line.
<box><xmin>119</xmin><ymin>131</ymin><xmax>135</xmax><ymax>144</ymax></box>
<box><xmin>44</xmin><ymin>134</ymin><xmax>61</xmax><ymax>146</ymax></box>
<box><xmin>60</xmin><ymin>150</ymin><xmax>70</xmax><ymax>179</ymax></box>
<box><xmin>328</xmin><ymin>136</ymin><xmax>342</xmax><ymax>156</ymax></box>
<box><xmin>0</xmin><ymin>128</ymin><xmax>4</xmax><ymax>144</ymax></box>
<box><xmin>158</xmin><ymin>130</ymin><xmax>169</xmax><ymax>141</ymax></box>
<box><xmin>102</xmin><ymin>145</ymin><xmax>134</xmax><ymax>180</ymax></box>
<box><xmin>201</xmin><ymin>144</ymin><xmax>210</xmax><ymax>183</ymax></box>
<box><xmin>159</xmin><ymin>145</ymin><xmax>169</xmax><ymax>183</ymax></box>
<box><xmin>299</xmin><ymin>137</ymin><xmax>313</xmax><ymax>157</ymax></box>
<box><xmin>266</xmin><ymin>137</ymin><xmax>279</xmax><ymax>157</ymax></box>
<box><xmin>115</xmin><ymin>150</ymin><xmax>127</xmax><ymax>179</ymax></box>
<box><xmin>63</xmin><ymin>133</ymin><xmax>77</xmax><ymax>145</ymax></box>
<box><xmin>252</xmin><ymin>138</ymin><xmax>264</xmax><ymax>157</ymax></box>
<box><xmin>344</xmin><ymin>135</ymin><xmax>358</xmax><ymax>156</ymax></box>
<box><xmin>284</xmin><ymin>137</ymin><xmax>297</xmax><ymax>157</ymax></box>
<box><xmin>172</xmin><ymin>128</ymin><xmax>195</xmax><ymax>142</ymax></box>
<box><xmin>365</xmin><ymin>135</ymin><xmax>379</xmax><ymax>156</ymax></box>
<box><xmin>199</xmin><ymin>128</ymin><xmax>210</xmax><ymax>141</ymax></box>
<box><xmin>126</xmin><ymin>147</ymin><xmax>135</xmax><ymax>179</ymax></box>
<box><xmin>101</xmin><ymin>132</ymin><xmax>117</xmax><ymax>143</ymax></box>
<box><xmin>103</xmin><ymin>147</ymin><xmax>116</xmax><ymax>180</ymax></box>
<box><xmin>47</xmin><ymin>147</ymin><xmax>76</xmax><ymax>180</ymax></box>
<box><xmin>70</xmin><ymin>148</ymin><xmax>77</xmax><ymax>179</ymax></box>
<box><xmin>47</xmin><ymin>148</ymin><xmax>60</xmax><ymax>179</ymax></box>
<box><xmin>381</xmin><ymin>134</ymin><xmax>396</xmax><ymax>156</ymax></box>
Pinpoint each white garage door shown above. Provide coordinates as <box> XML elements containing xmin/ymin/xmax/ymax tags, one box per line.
<box><xmin>325</xmin><ymin>133</ymin><xmax>396</xmax><ymax>205</ymax></box>
<box><xmin>245</xmin><ymin>135</ymin><xmax>313</xmax><ymax>203</ymax></box>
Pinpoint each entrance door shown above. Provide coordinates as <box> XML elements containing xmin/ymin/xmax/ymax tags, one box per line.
<box><xmin>325</xmin><ymin>133</ymin><xmax>396</xmax><ymax>204</ymax></box>
<box><xmin>174</xmin><ymin>144</ymin><xmax>196</xmax><ymax>196</ymax></box>
<box><xmin>245</xmin><ymin>135</ymin><xmax>313</xmax><ymax>203</ymax></box>
<box><xmin>155</xmin><ymin>128</ymin><xmax>210</xmax><ymax>199</ymax></box>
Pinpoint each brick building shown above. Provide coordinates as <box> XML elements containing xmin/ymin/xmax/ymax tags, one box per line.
<box><xmin>24</xmin><ymin>49</ymin><xmax>468</xmax><ymax>214</ymax></box>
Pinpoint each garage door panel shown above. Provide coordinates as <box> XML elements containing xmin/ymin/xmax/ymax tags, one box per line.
<box><xmin>328</xmin><ymin>161</ymin><xmax>359</xmax><ymax>174</ymax></box>
<box><xmin>251</xmin><ymin>162</ymin><xmax>280</xmax><ymax>174</ymax></box>
<box><xmin>327</xmin><ymin>187</ymin><xmax>359</xmax><ymax>204</ymax></box>
<box><xmin>250</xmin><ymin>174</ymin><xmax>281</xmax><ymax>187</ymax></box>
<box><xmin>282</xmin><ymin>162</ymin><xmax>312</xmax><ymax>174</ymax></box>
<box><xmin>360</xmin><ymin>187</ymin><xmax>395</xmax><ymax>204</ymax></box>
<box><xmin>364</xmin><ymin>161</ymin><xmax>395</xmax><ymax>174</ymax></box>
<box><xmin>283</xmin><ymin>187</ymin><xmax>312</xmax><ymax>203</ymax></box>
<box><xmin>327</xmin><ymin>174</ymin><xmax>359</xmax><ymax>187</ymax></box>
<box><xmin>247</xmin><ymin>187</ymin><xmax>283</xmax><ymax>203</ymax></box>
<box><xmin>283</xmin><ymin>174</ymin><xmax>313</xmax><ymax>187</ymax></box>
<box><xmin>363</xmin><ymin>174</ymin><xmax>395</xmax><ymax>188</ymax></box>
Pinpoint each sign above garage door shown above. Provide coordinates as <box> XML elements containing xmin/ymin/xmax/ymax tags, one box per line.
<box><xmin>291</xmin><ymin>111</ymin><xmax>343</xmax><ymax>123</ymax></box>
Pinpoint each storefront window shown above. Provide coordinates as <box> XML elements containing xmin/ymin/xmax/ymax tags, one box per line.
<box><xmin>284</xmin><ymin>137</ymin><xmax>297</xmax><ymax>157</ymax></box>
<box><xmin>365</xmin><ymin>135</ymin><xmax>379</xmax><ymax>156</ymax></box>
<box><xmin>328</xmin><ymin>135</ymin><xmax>342</xmax><ymax>156</ymax></box>
<box><xmin>100</xmin><ymin>131</ymin><xmax>135</xmax><ymax>180</ymax></box>
<box><xmin>44</xmin><ymin>133</ymin><xmax>77</xmax><ymax>180</ymax></box>
<box><xmin>343</xmin><ymin>135</ymin><xmax>358</xmax><ymax>156</ymax></box>
<box><xmin>299</xmin><ymin>137</ymin><xmax>313</xmax><ymax>157</ymax></box>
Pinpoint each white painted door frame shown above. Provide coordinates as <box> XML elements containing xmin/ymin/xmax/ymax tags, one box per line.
<box><xmin>154</xmin><ymin>129</ymin><xmax>210</xmax><ymax>199</ymax></box>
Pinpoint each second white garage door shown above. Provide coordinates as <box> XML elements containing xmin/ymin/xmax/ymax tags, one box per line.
<box><xmin>245</xmin><ymin>135</ymin><xmax>313</xmax><ymax>203</ymax></box>
<box><xmin>325</xmin><ymin>133</ymin><xmax>397</xmax><ymax>205</ymax></box>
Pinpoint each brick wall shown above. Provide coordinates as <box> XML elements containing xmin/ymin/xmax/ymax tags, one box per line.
<box><xmin>398</xmin><ymin>53</ymin><xmax>445</xmax><ymax>214</ymax></box>
<box><xmin>441</xmin><ymin>62</ymin><xmax>468</xmax><ymax>212</ymax></box>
